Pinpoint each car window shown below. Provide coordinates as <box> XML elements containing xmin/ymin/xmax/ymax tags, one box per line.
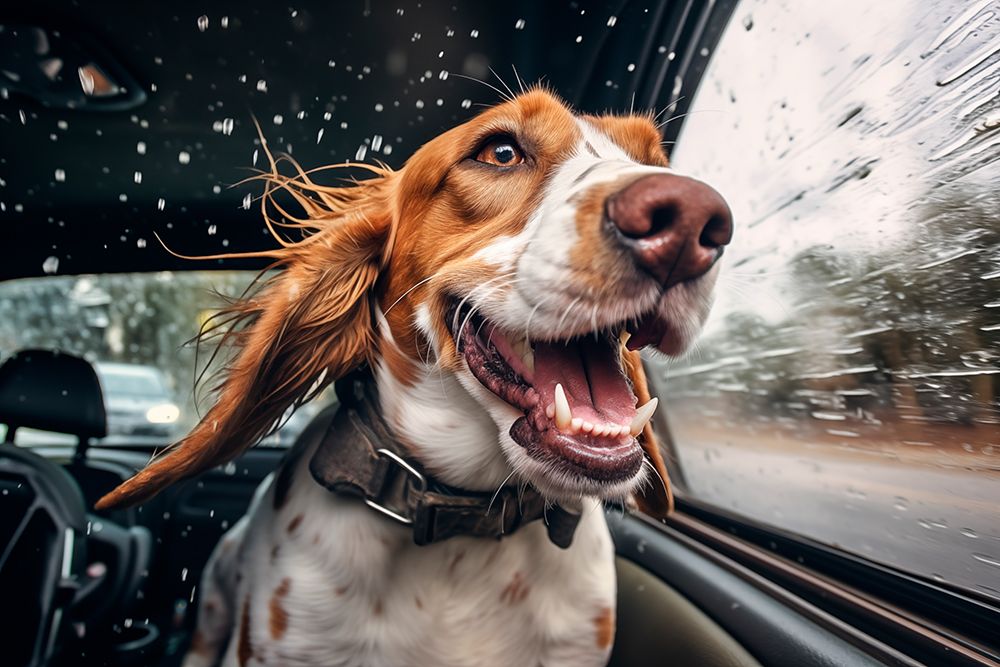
<box><xmin>0</xmin><ymin>272</ymin><xmax>335</xmax><ymax>447</ymax></box>
<box><xmin>97</xmin><ymin>367</ymin><xmax>168</xmax><ymax>397</ymax></box>
<box><xmin>650</xmin><ymin>0</ymin><xmax>1000</xmax><ymax>602</ymax></box>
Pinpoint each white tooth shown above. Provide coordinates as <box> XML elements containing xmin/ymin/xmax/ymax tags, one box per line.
<box><xmin>629</xmin><ymin>397</ymin><xmax>659</xmax><ymax>436</ymax></box>
<box><xmin>523</xmin><ymin>346</ymin><xmax>535</xmax><ymax>374</ymax></box>
<box><xmin>607</xmin><ymin>424</ymin><xmax>621</xmax><ymax>437</ymax></box>
<box><xmin>571</xmin><ymin>417</ymin><xmax>583</xmax><ymax>433</ymax></box>
<box><xmin>592</xmin><ymin>424</ymin><xmax>605</xmax><ymax>436</ymax></box>
<box><xmin>581</xmin><ymin>421</ymin><xmax>594</xmax><ymax>433</ymax></box>
<box><xmin>545</xmin><ymin>404</ymin><xmax>555</xmax><ymax>419</ymax></box>
<box><xmin>554</xmin><ymin>383</ymin><xmax>572</xmax><ymax>431</ymax></box>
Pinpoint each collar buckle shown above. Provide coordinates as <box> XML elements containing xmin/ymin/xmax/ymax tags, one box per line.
<box><xmin>364</xmin><ymin>447</ymin><xmax>427</xmax><ymax>526</ymax></box>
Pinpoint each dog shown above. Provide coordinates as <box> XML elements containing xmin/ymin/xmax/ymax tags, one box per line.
<box><xmin>97</xmin><ymin>88</ymin><xmax>732</xmax><ymax>667</ymax></box>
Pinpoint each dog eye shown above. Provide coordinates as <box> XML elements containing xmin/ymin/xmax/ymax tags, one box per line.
<box><xmin>475</xmin><ymin>138</ymin><xmax>524</xmax><ymax>167</ymax></box>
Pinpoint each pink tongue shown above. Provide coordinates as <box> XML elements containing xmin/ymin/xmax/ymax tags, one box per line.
<box><xmin>533</xmin><ymin>337</ymin><xmax>637</xmax><ymax>426</ymax></box>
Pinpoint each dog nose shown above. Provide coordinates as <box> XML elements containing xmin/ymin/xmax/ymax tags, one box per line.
<box><xmin>606</xmin><ymin>173</ymin><xmax>733</xmax><ymax>287</ymax></box>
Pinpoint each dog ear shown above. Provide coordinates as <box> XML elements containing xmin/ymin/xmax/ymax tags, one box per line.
<box><xmin>96</xmin><ymin>160</ymin><xmax>395</xmax><ymax>510</ymax></box>
<box><xmin>622</xmin><ymin>349</ymin><xmax>673</xmax><ymax>519</ymax></box>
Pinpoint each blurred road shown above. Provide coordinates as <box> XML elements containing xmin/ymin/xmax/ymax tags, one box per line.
<box><xmin>673</xmin><ymin>429</ymin><xmax>1000</xmax><ymax>601</ymax></box>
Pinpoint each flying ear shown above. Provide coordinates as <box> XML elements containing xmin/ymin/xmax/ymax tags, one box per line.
<box><xmin>622</xmin><ymin>349</ymin><xmax>674</xmax><ymax>519</ymax></box>
<box><xmin>96</xmin><ymin>157</ymin><xmax>395</xmax><ymax>510</ymax></box>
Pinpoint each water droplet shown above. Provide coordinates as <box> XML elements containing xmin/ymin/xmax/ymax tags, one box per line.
<box><xmin>273</xmin><ymin>114</ymin><xmax>284</xmax><ymax>125</ymax></box>
<box><xmin>134</xmin><ymin>171</ymin><xmax>142</xmax><ymax>184</ymax></box>
<box><xmin>242</xmin><ymin>194</ymin><xmax>252</xmax><ymax>210</ymax></box>
<box><xmin>42</xmin><ymin>256</ymin><xmax>59</xmax><ymax>274</ymax></box>
<box><xmin>220</xmin><ymin>16</ymin><xmax>229</xmax><ymax>29</ymax></box>
<box><xmin>178</xmin><ymin>151</ymin><xmax>191</xmax><ymax>165</ymax></box>
<box><xmin>461</xmin><ymin>99</ymin><xmax>472</xmax><ymax>109</ymax></box>
<box><xmin>256</xmin><ymin>79</ymin><xmax>268</xmax><ymax>93</ymax></box>
<box><xmin>972</xmin><ymin>553</ymin><xmax>1000</xmax><ymax>569</ymax></box>
<box><xmin>197</xmin><ymin>15</ymin><xmax>209</xmax><ymax>32</ymax></box>
<box><xmin>415</xmin><ymin>99</ymin><xmax>425</xmax><ymax>109</ymax></box>
<box><xmin>355</xmin><ymin>144</ymin><xmax>368</xmax><ymax>161</ymax></box>
<box><xmin>136</xmin><ymin>238</ymin><xmax>147</xmax><ymax>248</ymax></box>
<box><xmin>439</xmin><ymin>70</ymin><xmax>449</xmax><ymax>80</ymax></box>
<box><xmin>54</xmin><ymin>168</ymin><xmax>66</xmax><ymax>182</ymax></box>
<box><xmin>136</xmin><ymin>141</ymin><xmax>146</xmax><ymax>155</ymax></box>
<box><xmin>157</xmin><ymin>198</ymin><xmax>165</xmax><ymax>211</ymax></box>
<box><xmin>575</xmin><ymin>35</ymin><xmax>583</xmax><ymax>43</ymax></box>
<box><xmin>208</xmin><ymin>224</ymin><xmax>217</xmax><ymax>235</ymax></box>
<box><xmin>470</xmin><ymin>29</ymin><xmax>479</xmax><ymax>38</ymax></box>
<box><xmin>607</xmin><ymin>16</ymin><xmax>618</xmax><ymax>27</ymax></box>
<box><xmin>372</xmin><ymin>135</ymin><xmax>383</xmax><ymax>151</ymax></box>
<box><xmin>960</xmin><ymin>528</ymin><xmax>979</xmax><ymax>539</ymax></box>
<box><xmin>627</xmin><ymin>63</ymin><xmax>636</xmax><ymax>72</ymax></box>
<box><xmin>374</xmin><ymin>103</ymin><xmax>384</xmax><ymax>112</ymax></box>
<box><xmin>514</xmin><ymin>18</ymin><xmax>526</xmax><ymax>30</ymax></box>
<box><xmin>316</xmin><ymin>128</ymin><xmax>325</xmax><ymax>144</ymax></box>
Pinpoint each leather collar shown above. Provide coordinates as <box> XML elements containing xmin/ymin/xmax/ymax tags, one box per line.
<box><xmin>308</xmin><ymin>371</ymin><xmax>581</xmax><ymax>549</ymax></box>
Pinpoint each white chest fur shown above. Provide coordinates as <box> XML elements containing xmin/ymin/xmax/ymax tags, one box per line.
<box><xmin>187</xmin><ymin>433</ymin><xmax>618</xmax><ymax>667</ymax></box>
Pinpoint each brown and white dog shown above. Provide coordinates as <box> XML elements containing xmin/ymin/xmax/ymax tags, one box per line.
<box><xmin>97</xmin><ymin>88</ymin><xmax>732</xmax><ymax>667</ymax></box>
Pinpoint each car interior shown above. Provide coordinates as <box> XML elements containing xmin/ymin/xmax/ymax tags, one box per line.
<box><xmin>1</xmin><ymin>1</ymin><xmax>998</xmax><ymax>666</ymax></box>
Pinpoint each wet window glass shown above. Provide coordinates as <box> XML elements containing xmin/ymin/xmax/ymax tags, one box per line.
<box><xmin>0</xmin><ymin>272</ymin><xmax>335</xmax><ymax>446</ymax></box>
<box><xmin>649</xmin><ymin>0</ymin><xmax>1000</xmax><ymax>601</ymax></box>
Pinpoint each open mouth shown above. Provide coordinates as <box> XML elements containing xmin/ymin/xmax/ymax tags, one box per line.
<box><xmin>448</xmin><ymin>301</ymin><xmax>665</xmax><ymax>485</ymax></box>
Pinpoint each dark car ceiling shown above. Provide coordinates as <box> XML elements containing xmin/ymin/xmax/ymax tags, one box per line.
<box><xmin>0</xmin><ymin>0</ymin><xmax>694</xmax><ymax>281</ymax></box>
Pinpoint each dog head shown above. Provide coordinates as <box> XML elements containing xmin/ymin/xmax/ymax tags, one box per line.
<box><xmin>97</xmin><ymin>89</ymin><xmax>731</xmax><ymax>516</ymax></box>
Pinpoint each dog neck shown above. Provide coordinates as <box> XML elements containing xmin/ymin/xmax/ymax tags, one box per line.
<box><xmin>372</xmin><ymin>354</ymin><xmax>515</xmax><ymax>493</ymax></box>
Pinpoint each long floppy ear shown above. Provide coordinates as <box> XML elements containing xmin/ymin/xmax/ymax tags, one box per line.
<box><xmin>96</xmin><ymin>157</ymin><xmax>395</xmax><ymax>510</ymax></box>
<box><xmin>622</xmin><ymin>349</ymin><xmax>673</xmax><ymax>519</ymax></box>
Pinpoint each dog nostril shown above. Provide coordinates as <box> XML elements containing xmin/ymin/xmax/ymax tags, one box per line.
<box><xmin>647</xmin><ymin>205</ymin><xmax>677</xmax><ymax>238</ymax></box>
<box><xmin>699</xmin><ymin>215</ymin><xmax>730</xmax><ymax>249</ymax></box>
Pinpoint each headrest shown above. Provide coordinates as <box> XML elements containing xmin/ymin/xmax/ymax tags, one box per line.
<box><xmin>0</xmin><ymin>349</ymin><xmax>107</xmax><ymax>439</ymax></box>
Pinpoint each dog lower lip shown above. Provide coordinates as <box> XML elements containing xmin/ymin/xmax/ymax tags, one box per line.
<box><xmin>448</xmin><ymin>300</ymin><xmax>647</xmax><ymax>483</ymax></box>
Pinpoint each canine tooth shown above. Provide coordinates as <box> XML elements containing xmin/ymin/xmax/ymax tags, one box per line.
<box><xmin>571</xmin><ymin>417</ymin><xmax>583</xmax><ymax>433</ymax></box>
<box><xmin>554</xmin><ymin>384</ymin><xmax>572</xmax><ymax>430</ymax></box>
<box><xmin>629</xmin><ymin>397</ymin><xmax>659</xmax><ymax>436</ymax></box>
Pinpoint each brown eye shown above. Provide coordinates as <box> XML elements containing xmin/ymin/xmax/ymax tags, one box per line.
<box><xmin>475</xmin><ymin>139</ymin><xmax>524</xmax><ymax>167</ymax></box>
